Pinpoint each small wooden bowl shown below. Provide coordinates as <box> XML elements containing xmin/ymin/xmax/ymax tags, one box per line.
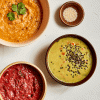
<box><xmin>0</xmin><ymin>0</ymin><xmax>50</xmax><ymax>47</ymax></box>
<box><xmin>0</xmin><ymin>61</ymin><xmax>47</xmax><ymax>100</ymax></box>
<box><xmin>45</xmin><ymin>34</ymin><xmax>97</xmax><ymax>86</ymax></box>
<box><xmin>59</xmin><ymin>1</ymin><xmax>84</xmax><ymax>26</ymax></box>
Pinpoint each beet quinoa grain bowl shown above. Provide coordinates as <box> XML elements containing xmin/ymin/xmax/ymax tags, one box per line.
<box><xmin>0</xmin><ymin>62</ymin><xmax>47</xmax><ymax>100</ymax></box>
<box><xmin>46</xmin><ymin>34</ymin><xmax>97</xmax><ymax>86</ymax></box>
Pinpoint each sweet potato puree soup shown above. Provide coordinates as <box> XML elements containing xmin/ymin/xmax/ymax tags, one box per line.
<box><xmin>47</xmin><ymin>37</ymin><xmax>93</xmax><ymax>83</ymax></box>
<box><xmin>0</xmin><ymin>0</ymin><xmax>42</xmax><ymax>42</ymax></box>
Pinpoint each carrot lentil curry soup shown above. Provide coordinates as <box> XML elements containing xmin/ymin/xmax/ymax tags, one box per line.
<box><xmin>0</xmin><ymin>0</ymin><xmax>42</xmax><ymax>42</ymax></box>
<box><xmin>47</xmin><ymin>37</ymin><xmax>93</xmax><ymax>83</ymax></box>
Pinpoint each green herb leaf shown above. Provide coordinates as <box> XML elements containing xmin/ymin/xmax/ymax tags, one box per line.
<box><xmin>18</xmin><ymin>2</ymin><xmax>26</xmax><ymax>15</ymax></box>
<box><xmin>18</xmin><ymin>2</ymin><xmax>25</xmax><ymax>9</ymax></box>
<box><xmin>12</xmin><ymin>3</ymin><xmax>26</xmax><ymax>15</ymax></box>
<box><xmin>19</xmin><ymin>7</ymin><xmax>26</xmax><ymax>15</ymax></box>
<box><xmin>12</xmin><ymin>4</ymin><xmax>18</xmax><ymax>13</ymax></box>
<box><xmin>7</xmin><ymin>2</ymin><xmax>26</xmax><ymax>21</ymax></box>
<box><xmin>7</xmin><ymin>12</ymin><xmax>15</xmax><ymax>21</ymax></box>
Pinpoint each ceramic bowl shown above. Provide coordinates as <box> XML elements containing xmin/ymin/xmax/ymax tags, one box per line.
<box><xmin>0</xmin><ymin>61</ymin><xmax>47</xmax><ymax>100</ymax></box>
<box><xmin>0</xmin><ymin>0</ymin><xmax>50</xmax><ymax>47</ymax></box>
<box><xmin>45</xmin><ymin>34</ymin><xmax>97</xmax><ymax>86</ymax></box>
<box><xmin>59</xmin><ymin>1</ymin><xmax>84</xmax><ymax>26</ymax></box>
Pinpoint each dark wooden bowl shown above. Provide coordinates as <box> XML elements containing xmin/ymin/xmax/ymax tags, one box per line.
<box><xmin>59</xmin><ymin>1</ymin><xmax>84</xmax><ymax>26</ymax></box>
<box><xmin>45</xmin><ymin>34</ymin><xmax>97</xmax><ymax>86</ymax></box>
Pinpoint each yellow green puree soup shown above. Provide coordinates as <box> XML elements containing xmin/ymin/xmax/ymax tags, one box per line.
<box><xmin>48</xmin><ymin>37</ymin><xmax>92</xmax><ymax>83</ymax></box>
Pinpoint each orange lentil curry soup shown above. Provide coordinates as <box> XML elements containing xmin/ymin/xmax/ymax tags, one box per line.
<box><xmin>0</xmin><ymin>0</ymin><xmax>42</xmax><ymax>42</ymax></box>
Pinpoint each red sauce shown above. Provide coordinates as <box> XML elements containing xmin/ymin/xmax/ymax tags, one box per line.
<box><xmin>0</xmin><ymin>64</ymin><xmax>43</xmax><ymax>100</ymax></box>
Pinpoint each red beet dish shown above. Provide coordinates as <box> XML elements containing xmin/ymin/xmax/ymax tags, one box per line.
<box><xmin>0</xmin><ymin>64</ymin><xmax>43</xmax><ymax>100</ymax></box>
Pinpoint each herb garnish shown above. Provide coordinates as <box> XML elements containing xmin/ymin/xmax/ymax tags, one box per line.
<box><xmin>7</xmin><ymin>12</ymin><xmax>15</xmax><ymax>21</ymax></box>
<box><xmin>12</xmin><ymin>4</ymin><xmax>18</xmax><ymax>13</ymax></box>
<box><xmin>12</xmin><ymin>2</ymin><xmax>26</xmax><ymax>15</ymax></box>
<box><xmin>7</xmin><ymin>2</ymin><xmax>26</xmax><ymax>21</ymax></box>
<box><xmin>19</xmin><ymin>70</ymin><xmax>25</xmax><ymax>77</ymax></box>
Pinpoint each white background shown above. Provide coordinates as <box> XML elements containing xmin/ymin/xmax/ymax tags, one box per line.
<box><xmin>0</xmin><ymin>0</ymin><xmax>100</xmax><ymax>100</ymax></box>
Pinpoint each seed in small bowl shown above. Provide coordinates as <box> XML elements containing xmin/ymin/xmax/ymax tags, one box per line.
<box><xmin>63</xmin><ymin>7</ymin><xmax>78</xmax><ymax>22</ymax></box>
<box><xmin>59</xmin><ymin>1</ymin><xmax>84</xmax><ymax>26</ymax></box>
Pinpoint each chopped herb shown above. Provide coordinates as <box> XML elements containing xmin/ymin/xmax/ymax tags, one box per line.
<box><xmin>19</xmin><ymin>87</ymin><xmax>21</xmax><ymax>89</ymax></box>
<box><xmin>31</xmin><ymin>94</ymin><xmax>33</xmax><ymax>97</ymax></box>
<box><xmin>7</xmin><ymin>12</ymin><xmax>15</xmax><ymax>21</ymax></box>
<box><xmin>12</xmin><ymin>2</ymin><xmax>26</xmax><ymax>15</ymax></box>
<box><xmin>12</xmin><ymin>4</ymin><xmax>18</xmax><ymax>13</ymax></box>
<box><xmin>60</xmin><ymin>67</ymin><xmax>63</xmax><ymax>69</ymax></box>
<box><xmin>84</xmin><ymin>68</ymin><xmax>86</xmax><ymax>70</ymax></box>
<box><xmin>58</xmin><ymin>71</ymin><xmax>60</xmax><ymax>72</ymax></box>
<box><xmin>7</xmin><ymin>2</ymin><xmax>26</xmax><ymax>21</ymax></box>
<box><xmin>72</xmin><ymin>75</ymin><xmax>74</xmax><ymax>78</ymax></box>
<box><xmin>61</xmin><ymin>45</ymin><xmax>63</xmax><ymax>47</ymax></box>
<box><xmin>59</xmin><ymin>55</ymin><xmax>61</xmax><ymax>57</ymax></box>
<box><xmin>19</xmin><ymin>71</ymin><xmax>24</xmax><ymax>77</ymax></box>
<box><xmin>60</xmin><ymin>50</ymin><xmax>62</xmax><ymax>52</ymax></box>
<box><xmin>18</xmin><ymin>80</ymin><xmax>20</xmax><ymax>82</ymax></box>
<box><xmin>18</xmin><ymin>2</ymin><xmax>26</xmax><ymax>15</ymax></box>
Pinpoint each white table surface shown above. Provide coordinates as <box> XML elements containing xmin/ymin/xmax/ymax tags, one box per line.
<box><xmin>0</xmin><ymin>0</ymin><xmax>100</xmax><ymax>100</ymax></box>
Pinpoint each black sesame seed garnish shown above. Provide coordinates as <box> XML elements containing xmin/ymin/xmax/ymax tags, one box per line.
<box><xmin>72</xmin><ymin>71</ymin><xmax>75</xmax><ymax>73</ymax></box>
<box><xmin>61</xmin><ymin>45</ymin><xmax>63</xmax><ymax>47</ymax></box>
<box><xmin>77</xmin><ymin>70</ymin><xmax>80</xmax><ymax>74</ymax></box>
<box><xmin>66</xmin><ymin>74</ymin><xmax>68</xmax><ymax>76</ymax></box>
<box><xmin>59</xmin><ymin>55</ymin><xmax>61</xmax><ymax>57</ymax></box>
<box><xmin>58</xmin><ymin>71</ymin><xmax>60</xmax><ymax>72</ymax></box>
<box><xmin>60</xmin><ymin>67</ymin><xmax>63</xmax><ymax>69</ymax></box>
<box><xmin>84</xmin><ymin>68</ymin><xmax>86</xmax><ymax>70</ymax></box>
<box><xmin>58</xmin><ymin>43</ymin><xmax>89</xmax><ymax>76</ymax></box>
<box><xmin>72</xmin><ymin>75</ymin><xmax>74</xmax><ymax>78</ymax></box>
<box><xmin>60</xmin><ymin>50</ymin><xmax>62</xmax><ymax>52</ymax></box>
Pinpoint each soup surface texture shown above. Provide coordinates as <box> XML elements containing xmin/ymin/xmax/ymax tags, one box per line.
<box><xmin>0</xmin><ymin>64</ymin><xmax>43</xmax><ymax>100</ymax></box>
<box><xmin>47</xmin><ymin>37</ymin><xmax>92</xmax><ymax>83</ymax></box>
<box><xmin>0</xmin><ymin>0</ymin><xmax>42</xmax><ymax>42</ymax></box>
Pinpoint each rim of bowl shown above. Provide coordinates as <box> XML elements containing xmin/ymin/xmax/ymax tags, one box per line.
<box><xmin>45</xmin><ymin>34</ymin><xmax>97</xmax><ymax>86</ymax></box>
<box><xmin>0</xmin><ymin>0</ymin><xmax>50</xmax><ymax>47</ymax></box>
<box><xmin>59</xmin><ymin>1</ymin><xmax>85</xmax><ymax>27</ymax></box>
<box><xmin>0</xmin><ymin>61</ymin><xmax>47</xmax><ymax>100</ymax></box>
